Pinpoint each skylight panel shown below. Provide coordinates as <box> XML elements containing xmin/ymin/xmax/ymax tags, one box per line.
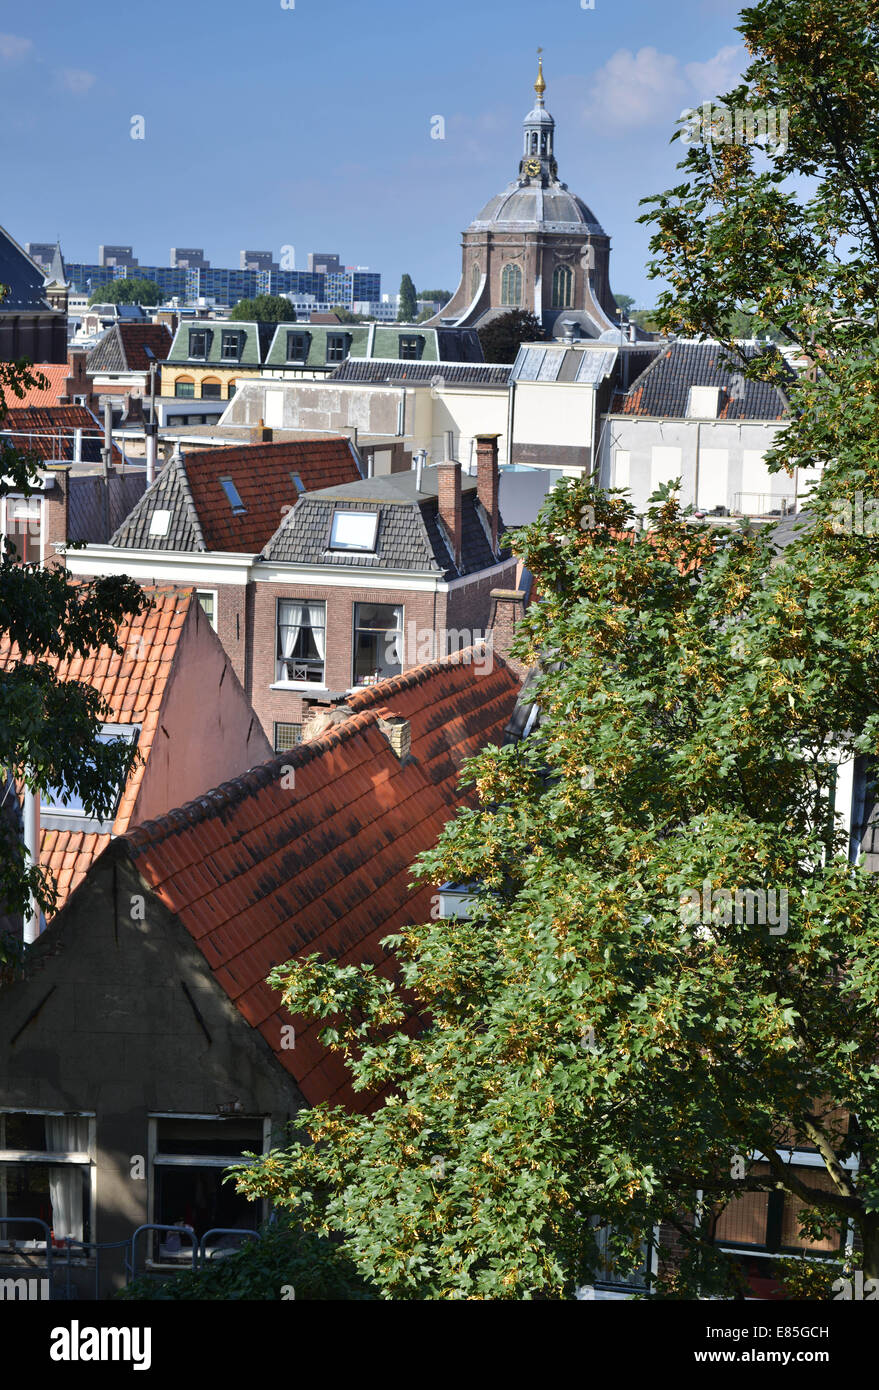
<box><xmin>291</xmin><ymin>473</ymin><xmax>305</xmax><ymax>494</ymax></box>
<box><xmin>149</xmin><ymin>509</ymin><xmax>172</xmax><ymax>537</ymax></box>
<box><xmin>329</xmin><ymin>510</ymin><xmax>378</xmax><ymax>551</ymax></box>
<box><xmin>219</xmin><ymin>476</ymin><xmax>246</xmax><ymax>514</ymax></box>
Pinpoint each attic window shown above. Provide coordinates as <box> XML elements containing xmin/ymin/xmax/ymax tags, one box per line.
<box><xmin>286</xmin><ymin>331</ymin><xmax>311</xmax><ymax>363</ymax></box>
<box><xmin>687</xmin><ymin>385</ymin><xmax>722</xmax><ymax>418</ymax></box>
<box><xmin>219</xmin><ymin>477</ymin><xmax>246</xmax><ymax>514</ymax></box>
<box><xmin>40</xmin><ymin>723</ymin><xmax>139</xmax><ymax>824</ymax></box>
<box><xmin>399</xmin><ymin>334</ymin><xmax>424</xmax><ymax>361</ymax></box>
<box><xmin>291</xmin><ymin>473</ymin><xmax>305</xmax><ymax>494</ymax></box>
<box><xmin>220</xmin><ymin>331</ymin><xmax>243</xmax><ymax>361</ymax></box>
<box><xmin>188</xmin><ymin>330</ymin><xmax>209</xmax><ymax>359</ymax></box>
<box><xmin>329</xmin><ymin>510</ymin><xmax>378</xmax><ymax>551</ymax></box>
<box><xmin>149</xmin><ymin>509</ymin><xmax>172</xmax><ymax>537</ymax></box>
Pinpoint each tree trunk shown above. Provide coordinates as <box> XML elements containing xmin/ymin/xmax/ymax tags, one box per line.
<box><xmin>861</xmin><ymin>1213</ymin><xmax>879</xmax><ymax>1282</ymax></box>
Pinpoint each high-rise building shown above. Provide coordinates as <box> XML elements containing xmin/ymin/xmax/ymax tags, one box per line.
<box><xmin>99</xmin><ymin>245</ymin><xmax>138</xmax><ymax>268</ymax></box>
<box><xmin>308</xmin><ymin>252</ymin><xmax>341</xmax><ymax>274</ymax></box>
<box><xmin>240</xmin><ymin>250</ymin><xmax>278</xmax><ymax>271</ymax></box>
<box><xmin>171</xmin><ymin>247</ymin><xmax>210</xmax><ymax>269</ymax></box>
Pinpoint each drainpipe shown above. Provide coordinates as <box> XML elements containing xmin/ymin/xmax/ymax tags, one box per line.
<box><xmin>102</xmin><ymin>402</ymin><xmax>112</xmax><ymax>540</ymax></box>
<box><xmin>146</xmin><ymin>361</ymin><xmax>158</xmax><ymax>485</ymax></box>
<box><xmin>22</xmin><ymin>782</ymin><xmax>41</xmax><ymax>943</ymax></box>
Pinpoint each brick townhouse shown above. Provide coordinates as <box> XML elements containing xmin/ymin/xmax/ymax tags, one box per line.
<box><xmin>66</xmin><ymin>433</ymin><xmax>518</xmax><ymax>751</ymax></box>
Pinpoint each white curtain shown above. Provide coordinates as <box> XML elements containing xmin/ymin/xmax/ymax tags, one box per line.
<box><xmin>45</xmin><ymin>1117</ymin><xmax>89</xmax><ymax>1243</ymax></box>
<box><xmin>278</xmin><ymin>601</ymin><xmax>304</xmax><ymax>678</ymax></box>
<box><xmin>307</xmin><ymin>603</ymin><xmax>325</xmax><ymax>660</ymax></box>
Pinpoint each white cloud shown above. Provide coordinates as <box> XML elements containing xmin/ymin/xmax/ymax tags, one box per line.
<box><xmin>59</xmin><ymin>67</ymin><xmax>96</xmax><ymax>95</ymax></box>
<box><xmin>585</xmin><ymin>47</ymin><xmax>686</xmax><ymax>128</ymax></box>
<box><xmin>0</xmin><ymin>33</ymin><xmax>33</xmax><ymax>62</ymax></box>
<box><xmin>584</xmin><ymin>43</ymin><xmax>748</xmax><ymax>131</ymax></box>
<box><xmin>685</xmin><ymin>44</ymin><xmax>746</xmax><ymax>100</ymax></box>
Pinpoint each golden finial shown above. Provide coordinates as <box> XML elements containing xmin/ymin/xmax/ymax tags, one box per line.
<box><xmin>535</xmin><ymin>48</ymin><xmax>546</xmax><ymax>100</ymax></box>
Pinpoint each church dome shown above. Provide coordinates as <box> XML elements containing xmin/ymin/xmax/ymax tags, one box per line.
<box><xmin>470</xmin><ymin>182</ymin><xmax>605</xmax><ymax>236</ymax></box>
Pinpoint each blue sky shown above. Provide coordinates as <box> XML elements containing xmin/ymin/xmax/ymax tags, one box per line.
<box><xmin>0</xmin><ymin>0</ymin><xmax>749</xmax><ymax>305</ymax></box>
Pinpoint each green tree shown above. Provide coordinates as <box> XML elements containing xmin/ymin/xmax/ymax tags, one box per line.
<box><xmin>329</xmin><ymin>306</ymin><xmax>369</xmax><ymax>324</ymax></box>
<box><xmin>117</xmin><ymin>1217</ymin><xmax>373</xmax><ymax>1301</ymax></box>
<box><xmin>0</xmin><ymin>345</ymin><xmax>149</xmax><ymax>940</ymax></box>
<box><xmin>228</xmin><ymin>295</ymin><xmax>297</xmax><ymax>323</ymax></box>
<box><xmin>418</xmin><ymin>289</ymin><xmax>453</xmax><ymax>306</ymax></box>
<box><xmin>477</xmin><ymin>309</ymin><xmax>544</xmax><ymax>364</ymax></box>
<box><xmin>614</xmin><ymin>293</ymin><xmax>637</xmax><ymax>316</ymax></box>
<box><xmin>232</xmin><ymin>0</ymin><xmax>879</xmax><ymax>1298</ymax></box>
<box><xmin>397</xmin><ymin>274</ymin><xmax>417</xmax><ymax>323</ymax></box>
<box><xmin>88</xmin><ymin>278</ymin><xmax>161</xmax><ymax>306</ymax></box>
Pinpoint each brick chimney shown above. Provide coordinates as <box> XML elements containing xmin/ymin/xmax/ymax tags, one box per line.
<box><xmin>42</xmin><ymin>467</ymin><xmax>70</xmax><ymax>569</ymax></box>
<box><xmin>251</xmin><ymin>418</ymin><xmax>273</xmax><ymax>444</ymax></box>
<box><xmin>475</xmin><ymin>434</ymin><xmax>500</xmax><ymax>553</ymax></box>
<box><xmin>436</xmin><ymin>460</ymin><xmax>462</xmax><ymax>570</ymax></box>
<box><xmin>59</xmin><ymin>349</ymin><xmax>94</xmax><ymax>410</ymax></box>
<box><xmin>487</xmin><ymin>588</ymin><xmax>528</xmax><ymax>679</ymax></box>
<box><xmin>377</xmin><ymin>714</ymin><xmax>411</xmax><ymax>761</ymax></box>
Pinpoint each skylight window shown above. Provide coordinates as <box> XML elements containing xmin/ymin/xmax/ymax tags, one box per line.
<box><xmin>329</xmin><ymin>510</ymin><xmax>378</xmax><ymax>552</ymax></box>
<box><xmin>291</xmin><ymin>473</ymin><xmax>305</xmax><ymax>494</ymax></box>
<box><xmin>149</xmin><ymin>509</ymin><xmax>172</xmax><ymax>537</ymax></box>
<box><xmin>41</xmin><ymin>724</ymin><xmax>139</xmax><ymax>824</ymax></box>
<box><xmin>219</xmin><ymin>477</ymin><xmax>246</xmax><ymax>514</ymax></box>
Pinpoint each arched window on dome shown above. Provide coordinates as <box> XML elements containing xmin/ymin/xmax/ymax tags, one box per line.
<box><xmin>530</xmin><ymin>132</ymin><xmax>538</xmax><ymax>153</ymax></box>
<box><xmin>540</xmin><ymin>132</ymin><xmax>548</xmax><ymax>154</ymax></box>
<box><xmin>552</xmin><ymin>264</ymin><xmax>574</xmax><ymax>309</ymax></box>
<box><xmin>501</xmin><ymin>264</ymin><xmax>523</xmax><ymax>307</ymax></box>
<box><xmin>470</xmin><ymin>263</ymin><xmax>481</xmax><ymax>301</ymax></box>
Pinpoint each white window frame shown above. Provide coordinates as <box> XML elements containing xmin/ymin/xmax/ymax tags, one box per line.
<box><xmin>0</xmin><ymin>1108</ymin><xmax>96</xmax><ymax>1252</ymax></box>
<box><xmin>196</xmin><ymin>589</ymin><xmax>218</xmax><ymax>631</ymax></box>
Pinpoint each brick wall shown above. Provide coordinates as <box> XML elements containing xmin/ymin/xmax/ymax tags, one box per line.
<box><xmin>250</xmin><ymin>580</ymin><xmax>444</xmax><ymax>740</ymax></box>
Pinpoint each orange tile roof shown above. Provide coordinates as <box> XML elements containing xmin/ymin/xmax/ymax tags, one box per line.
<box><xmin>0</xmin><ymin>587</ymin><xmax>195</xmax><ymax>912</ymax></box>
<box><xmin>124</xmin><ymin>648</ymin><xmax>522</xmax><ymax>1112</ymax></box>
<box><xmin>183</xmin><ymin>438</ymin><xmax>361</xmax><ymax>553</ymax></box>
<box><xmin>3</xmin><ymin>405</ymin><xmax>124</xmax><ymax>464</ymax></box>
<box><xmin>7</xmin><ymin>364</ymin><xmax>69</xmax><ymax>408</ymax></box>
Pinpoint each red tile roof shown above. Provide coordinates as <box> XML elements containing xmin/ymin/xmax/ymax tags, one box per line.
<box><xmin>116</xmin><ymin>323</ymin><xmax>173</xmax><ymax>371</ymax></box>
<box><xmin>3</xmin><ymin>405</ymin><xmax>124</xmax><ymax>464</ymax></box>
<box><xmin>183</xmin><ymin>438</ymin><xmax>361</xmax><ymax>552</ymax></box>
<box><xmin>7</xmin><ymin>364</ymin><xmax>69</xmax><ymax>408</ymax></box>
<box><xmin>124</xmin><ymin>648</ymin><xmax>522</xmax><ymax>1111</ymax></box>
<box><xmin>0</xmin><ymin>587</ymin><xmax>195</xmax><ymax>910</ymax></box>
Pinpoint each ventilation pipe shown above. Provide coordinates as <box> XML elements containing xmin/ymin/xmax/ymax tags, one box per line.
<box><xmin>414</xmin><ymin>448</ymin><xmax>427</xmax><ymax>493</ymax></box>
<box><xmin>22</xmin><ymin>782</ymin><xmax>41</xmax><ymax>943</ymax></box>
<box><xmin>101</xmin><ymin>401</ymin><xmax>112</xmax><ymax>540</ymax></box>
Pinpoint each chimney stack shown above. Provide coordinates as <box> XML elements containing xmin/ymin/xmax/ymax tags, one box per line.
<box><xmin>436</xmin><ymin>460</ymin><xmax>462</xmax><ymax>570</ymax></box>
<box><xmin>475</xmin><ymin>434</ymin><xmax>500</xmax><ymax>553</ymax></box>
<box><xmin>487</xmin><ymin>588</ymin><xmax>528</xmax><ymax>680</ymax></box>
<box><xmin>377</xmin><ymin>714</ymin><xmax>411</xmax><ymax>762</ymax></box>
<box><xmin>251</xmin><ymin>418</ymin><xmax>272</xmax><ymax>444</ymax></box>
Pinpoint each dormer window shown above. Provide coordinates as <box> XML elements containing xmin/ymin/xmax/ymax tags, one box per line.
<box><xmin>188</xmin><ymin>329</ymin><xmax>210</xmax><ymax>359</ymax></box>
<box><xmin>220</xmin><ymin>330</ymin><xmax>243</xmax><ymax>361</ymax></box>
<box><xmin>219</xmin><ymin>477</ymin><xmax>246</xmax><ymax>514</ymax></box>
<box><xmin>286</xmin><ymin>331</ymin><xmax>311</xmax><ymax>363</ymax></box>
<box><xmin>399</xmin><ymin>335</ymin><xmax>424</xmax><ymax>361</ymax></box>
<box><xmin>329</xmin><ymin>510</ymin><xmax>378</xmax><ymax>552</ymax></box>
<box><xmin>326</xmin><ymin>333</ymin><xmax>350</xmax><ymax>363</ymax></box>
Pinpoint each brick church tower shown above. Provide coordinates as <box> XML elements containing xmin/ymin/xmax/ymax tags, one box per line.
<box><xmin>427</xmin><ymin>54</ymin><xmax>621</xmax><ymax>339</ymax></box>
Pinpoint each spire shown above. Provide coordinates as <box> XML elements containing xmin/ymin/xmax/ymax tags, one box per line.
<box><xmin>48</xmin><ymin>240</ymin><xmax>67</xmax><ymax>287</ymax></box>
<box><xmin>534</xmin><ymin>48</ymin><xmax>546</xmax><ymax>105</ymax></box>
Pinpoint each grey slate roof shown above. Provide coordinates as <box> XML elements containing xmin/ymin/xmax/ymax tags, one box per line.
<box><xmin>0</xmin><ymin>224</ymin><xmax>55</xmax><ymax>313</ymax></box>
<box><xmin>110</xmin><ymin>456</ymin><xmax>206</xmax><ymax>552</ymax></box>
<box><xmin>330</xmin><ymin>359</ymin><xmax>511</xmax><ymax>387</ymax></box>
<box><xmin>68</xmin><ymin>472</ymin><xmax>148</xmax><ymax>544</ymax></box>
<box><xmin>262</xmin><ymin>467</ymin><xmax>503</xmax><ymax>579</ymax></box>
<box><xmin>611</xmin><ymin>340</ymin><xmax>790</xmax><ymax>420</ymax></box>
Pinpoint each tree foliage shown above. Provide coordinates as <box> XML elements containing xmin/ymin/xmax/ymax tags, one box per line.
<box><xmin>228</xmin><ymin>295</ymin><xmax>297</xmax><ymax>323</ymax></box>
<box><xmin>232</xmin><ymin>0</ymin><xmax>879</xmax><ymax>1299</ymax></box>
<box><xmin>397</xmin><ymin>274</ymin><xmax>418</xmax><ymax>323</ymax></box>
<box><xmin>0</xmin><ymin>346</ymin><xmax>148</xmax><ymax>931</ymax></box>
<box><xmin>88</xmin><ymin>278</ymin><xmax>161</xmax><ymax>306</ymax></box>
<box><xmin>477</xmin><ymin>309</ymin><xmax>544</xmax><ymax>364</ymax></box>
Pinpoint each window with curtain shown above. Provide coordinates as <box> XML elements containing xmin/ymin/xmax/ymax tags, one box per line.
<box><xmin>353</xmin><ymin>603</ymin><xmax>403</xmax><ymax>686</ymax></box>
<box><xmin>276</xmin><ymin>599</ymin><xmax>326</xmax><ymax>683</ymax></box>
<box><xmin>501</xmin><ymin>264</ymin><xmax>523</xmax><ymax>307</ymax></box>
<box><xmin>0</xmin><ymin>1112</ymin><xmax>92</xmax><ymax>1245</ymax></box>
<box><xmin>552</xmin><ymin>264</ymin><xmax>573</xmax><ymax>308</ymax></box>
